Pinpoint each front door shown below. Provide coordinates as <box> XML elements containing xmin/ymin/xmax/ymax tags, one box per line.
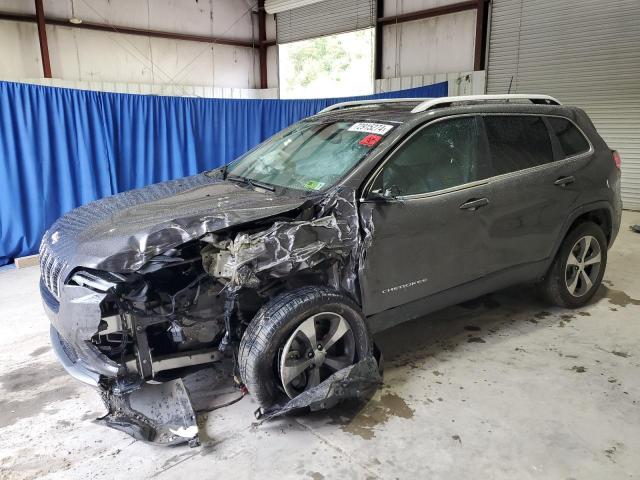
<box><xmin>359</xmin><ymin>115</ymin><xmax>494</xmax><ymax>316</ymax></box>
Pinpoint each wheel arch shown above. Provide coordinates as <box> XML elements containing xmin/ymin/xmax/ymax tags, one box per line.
<box><xmin>548</xmin><ymin>201</ymin><xmax>614</xmax><ymax>270</ymax></box>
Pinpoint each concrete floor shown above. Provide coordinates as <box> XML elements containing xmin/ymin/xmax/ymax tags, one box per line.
<box><xmin>1</xmin><ymin>211</ymin><xmax>639</xmax><ymax>480</ymax></box>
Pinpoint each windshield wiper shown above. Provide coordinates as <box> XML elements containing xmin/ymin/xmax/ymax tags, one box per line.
<box><xmin>226</xmin><ymin>173</ymin><xmax>275</xmax><ymax>192</ymax></box>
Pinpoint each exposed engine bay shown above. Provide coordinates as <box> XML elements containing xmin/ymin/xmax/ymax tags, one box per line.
<box><xmin>47</xmin><ymin>185</ymin><xmax>382</xmax><ymax>445</ymax></box>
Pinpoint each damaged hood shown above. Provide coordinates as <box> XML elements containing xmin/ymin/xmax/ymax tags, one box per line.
<box><xmin>42</xmin><ymin>173</ymin><xmax>309</xmax><ymax>276</ymax></box>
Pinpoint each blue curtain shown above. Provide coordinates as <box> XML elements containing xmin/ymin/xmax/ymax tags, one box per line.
<box><xmin>0</xmin><ymin>81</ymin><xmax>447</xmax><ymax>265</ymax></box>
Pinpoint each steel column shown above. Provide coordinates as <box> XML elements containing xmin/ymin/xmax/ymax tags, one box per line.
<box><xmin>34</xmin><ymin>0</ymin><xmax>52</xmax><ymax>78</ymax></box>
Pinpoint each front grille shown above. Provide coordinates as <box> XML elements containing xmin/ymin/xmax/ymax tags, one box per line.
<box><xmin>39</xmin><ymin>241</ymin><xmax>63</xmax><ymax>299</ymax></box>
<box><xmin>39</xmin><ymin>279</ymin><xmax>60</xmax><ymax>313</ymax></box>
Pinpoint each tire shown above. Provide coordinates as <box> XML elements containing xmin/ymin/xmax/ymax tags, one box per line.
<box><xmin>238</xmin><ymin>286</ymin><xmax>372</xmax><ymax>409</ymax></box>
<box><xmin>541</xmin><ymin>221</ymin><xmax>608</xmax><ymax>308</ymax></box>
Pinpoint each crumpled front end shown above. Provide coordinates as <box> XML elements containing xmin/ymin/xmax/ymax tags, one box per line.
<box><xmin>40</xmin><ymin>183</ymin><xmax>382</xmax><ymax>446</ymax></box>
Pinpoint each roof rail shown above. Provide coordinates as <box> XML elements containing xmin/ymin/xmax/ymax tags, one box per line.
<box><xmin>318</xmin><ymin>98</ymin><xmax>432</xmax><ymax>114</ymax></box>
<box><xmin>410</xmin><ymin>94</ymin><xmax>562</xmax><ymax>114</ymax></box>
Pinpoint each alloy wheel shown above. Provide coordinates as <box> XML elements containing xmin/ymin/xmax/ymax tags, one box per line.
<box><xmin>564</xmin><ymin>235</ymin><xmax>602</xmax><ymax>297</ymax></box>
<box><xmin>278</xmin><ymin>312</ymin><xmax>356</xmax><ymax>399</ymax></box>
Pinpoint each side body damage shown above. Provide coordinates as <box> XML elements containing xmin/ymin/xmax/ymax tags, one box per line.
<box><xmin>42</xmin><ymin>177</ymin><xmax>380</xmax><ymax>445</ymax></box>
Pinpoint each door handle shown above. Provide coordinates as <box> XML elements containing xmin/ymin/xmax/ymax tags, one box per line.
<box><xmin>554</xmin><ymin>175</ymin><xmax>575</xmax><ymax>187</ymax></box>
<box><xmin>459</xmin><ymin>197</ymin><xmax>489</xmax><ymax>211</ymax></box>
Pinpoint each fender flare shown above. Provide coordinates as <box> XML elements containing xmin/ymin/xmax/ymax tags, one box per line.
<box><xmin>547</xmin><ymin>200</ymin><xmax>614</xmax><ymax>269</ymax></box>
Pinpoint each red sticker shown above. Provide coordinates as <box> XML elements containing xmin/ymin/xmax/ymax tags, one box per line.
<box><xmin>359</xmin><ymin>134</ymin><xmax>382</xmax><ymax>147</ymax></box>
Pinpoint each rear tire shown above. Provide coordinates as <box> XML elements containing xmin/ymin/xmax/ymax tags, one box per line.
<box><xmin>238</xmin><ymin>286</ymin><xmax>372</xmax><ymax>409</ymax></box>
<box><xmin>541</xmin><ymin>221</ymin><xmax>607</xmax><ymax>308</ymax></box>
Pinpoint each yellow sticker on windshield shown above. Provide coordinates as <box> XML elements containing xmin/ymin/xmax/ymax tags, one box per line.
<box><xmin>304</xmin><ymin>180</ymin><xmax>325</xmax><ymax>191</ymax></box>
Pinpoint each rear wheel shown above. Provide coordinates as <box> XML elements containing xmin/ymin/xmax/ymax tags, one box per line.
<box><xmin>238</xmin><ymin>286</ymin><xmax>372</xmax><ymax>408</ymax></box>
<box><xmin>541</xmin><ymin>222</ymin><xmax>607</xmax><ymax>308</ymax></box>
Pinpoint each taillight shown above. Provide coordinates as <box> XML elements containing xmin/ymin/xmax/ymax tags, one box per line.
<box><xmin>612</xmin><ymin>150</ymin><xmax>621</xmax><ymax>169</ymax></box>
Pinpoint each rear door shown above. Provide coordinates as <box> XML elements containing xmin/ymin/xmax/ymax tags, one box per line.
<box><xmin>359</xmin><ymin>115</ymin><xmax>495</xmax><ymax>316</ymax></box>
<box><xmin>478</xmin><ymin>114</ymin><xmax>593</xmax><ymax>273</ymax></box>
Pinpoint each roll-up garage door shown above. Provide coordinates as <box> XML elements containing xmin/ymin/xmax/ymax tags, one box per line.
<box><xmin>276</xmin><ymin>0</ymin><xmax>376</xmax><ymax>44</ymax></box>
<box><xmin>486</xmin><ymin>0</ymin><xmax>640</xmax><ymax>209</ymax></box>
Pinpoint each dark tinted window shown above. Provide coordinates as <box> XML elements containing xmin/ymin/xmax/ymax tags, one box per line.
<box><xmin>375</xmin><ymin>117</ymin><xmax>485</xmax><ymax>196</ymax></box>
<box><xmin>547</xmin><ymin>117</ymin><xmax>590</xmax><ymax>158</ymax></box>
<box><xmin>484</xmin><ymin>116</ymin><xmax>553</xmax><ymax>175</ymax></box>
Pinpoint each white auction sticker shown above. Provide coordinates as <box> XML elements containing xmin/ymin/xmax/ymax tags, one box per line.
<box><xmin>348</xmin><ymin>122</ymin><xmax>394</xmax><ymax>135</ymax></box>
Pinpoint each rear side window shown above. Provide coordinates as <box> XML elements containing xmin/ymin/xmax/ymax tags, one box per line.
<box><xmin>547</xmin><ymin>117</ymin><xmax>590</xmax><ymax>158</ymax></box>
<box><xmin>484</xmin><ymin>116</ymin><xmax>554</xmax><ymax>175</ymax></box>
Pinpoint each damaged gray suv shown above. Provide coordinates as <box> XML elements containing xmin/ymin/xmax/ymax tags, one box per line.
<box><xmin>40</xmin><ymin>94</ymin><xmax>622</xmax><ymax>445</ymax></box>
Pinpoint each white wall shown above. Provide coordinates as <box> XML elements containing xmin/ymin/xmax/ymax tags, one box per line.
<box><xmin>381</xmin><ymin>0</ymin><xmax>477</xmax><ymax>78</ymax></box>
<box><xmin>375</xmin><ymin>70</ymin><xmax>486</xmax><ymax>96</ymax></box>
<box><xmin>0</xmin><ymin>0</ymin><xmax>278</xmax><ymax>90</ymax></box>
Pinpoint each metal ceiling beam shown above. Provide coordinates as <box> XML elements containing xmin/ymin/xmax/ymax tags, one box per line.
<box><xmin>0</xmin><ymin>11</ymin><xmax>275</xmax><ymax>49</ymax></box>
<box><xmin>377</xmin><ymin>0</ymin><xmax>478</xmax><ymax>26</ymax></box>
<box><xmin>34</xmin><ymin>0</ymin><xmax>51</xmax><ymax>78</ymax></box>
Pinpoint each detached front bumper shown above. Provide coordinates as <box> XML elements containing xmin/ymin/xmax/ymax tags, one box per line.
<box><xmin>41</xmin><ymin>279</ymin><xmax>201</xmax><ymax>445</ymax></box>
<box><xmin>40</xmin><ymin>280</ymin><xmax>120</xmax><ymax>386</ymax></box>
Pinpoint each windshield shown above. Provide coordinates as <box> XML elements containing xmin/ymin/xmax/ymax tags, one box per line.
<box><xmin>226</xmin><ymin>121</ymin><xmax>393</xmax><ymax>192</ymax></box>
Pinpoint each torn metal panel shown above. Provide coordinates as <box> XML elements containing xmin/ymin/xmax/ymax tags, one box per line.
<box><xmin>98</xmin><ymin>378</ymin><xmax>198</xmax><ymax>446</ymax></box>
<box><xmin>254</xmin><ymin>355</ymin><xmax>383</xmax><ymax>422</ymax></box>
<box><xmin>217</xmin><ymin>187</ymin><xmax>362</xmax><ymax>297</ymax></box>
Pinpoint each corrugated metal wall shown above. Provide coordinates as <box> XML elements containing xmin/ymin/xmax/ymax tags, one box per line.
<box><xmin>487</xmin><ymin>0</ymin><xmax>640</xmax><ymax>209</ymax></box>
<box><xmin>276</xmin><ymin>0</ymin><xmax>375</xmax><ymax>44</ymax></box>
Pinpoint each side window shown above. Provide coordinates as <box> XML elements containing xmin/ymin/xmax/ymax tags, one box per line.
<box><xmin>372</xmin><ymin>117</ymin><xmax>483</xmax><ymax>196</ymax></box>
<box><xmin>547</xmin><ymin>117</ymin><xmax>590</xmax><ymax>158</ymax></box>
<box><xmin>484</xmin><ymin>115</ymin><xmax>554</xmax><ymax>175</ymax></box>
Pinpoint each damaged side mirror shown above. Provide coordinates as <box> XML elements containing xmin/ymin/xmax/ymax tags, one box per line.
<box><xmin>365</xmin><ymin>186</ymin><xmax>402</xmax><ymax>203</ymax></box>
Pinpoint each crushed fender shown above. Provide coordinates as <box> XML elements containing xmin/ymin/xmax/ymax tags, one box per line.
<box><xmin>46</xmin><ymin>179</ymin><xmax>384</xmax><ymax>446</ymax></box>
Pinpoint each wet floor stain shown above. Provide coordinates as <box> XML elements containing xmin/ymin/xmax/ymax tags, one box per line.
<box><xmin>464</xmin><ymin>325</ymin><xmax>481</xmax><ymax>331</ymax></box>
<box><xmin>0</xmin><ymin>383</ymin><xmax>79</xmax><ymax>428</ymax></box>
<box><xmin>0</xmin><ymin>362</ymin><xmax>66</xmax><ymax>392</ymax></box>
<box><xmin>594</xmin><ymin>285</ymin><xmax>640</xmax><ymax>308</ymax></box>
<box><xmin>339</xmin><ymin>392</ymin><xmax>414</xmax><ymax>440</ymax></box>
<box><xmin>571</xmin><ymin>366</ymin><xmax>587</xmax><ymax>373</ymax></box>
<box><xmin>535</xmin><ymin>311</ymin><xmax>552</xmax><ymax>320</ymax></box>
<box><xmin>0</xmin><ymin>362</ymin><xmax>78</xmax><ymax>428</ymax></box>
<box><xmin>467</xmin><ymin>337</ymin><xmax>486</xmax><ymax>343</ymax></box>
<box><xmin>611</xmin><ymin>351</ymin><xmax>630</xmax><ymax>358</ymax></box>
<box><xmin>452</xmin><ymin>434</ymin><xmax>462</xmax><ymax>444</ymax></box>
<box><xmin>577</xmin><ymin>311</ymin><xmax>591</xmax><ymax>317</ymax></box>
<box><xmin>604</xmin><ymin>442</ymin><xmax>623</xmax><ymax>462</ymax></box>
<box><xmin>29</xmin><ymin>346</ymin><xmax>51</xmax><ymax>357</ymax></box>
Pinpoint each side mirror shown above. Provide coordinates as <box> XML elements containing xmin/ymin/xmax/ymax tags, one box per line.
<box><xmin>365</xmin><ymin>186</ymin><xmax>401</xmax><ymax>203</ymax></box>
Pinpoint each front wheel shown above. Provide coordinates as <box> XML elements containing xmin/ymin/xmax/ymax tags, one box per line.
<box><xmin>541</xmin><ymin>221</ymin><xmax>607</xmax><ymax>308</ymax></box>
<box><xmin>238</xmin><ymin>286</ymin><xmax>372</xmax><ymax>408</ymax></box>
